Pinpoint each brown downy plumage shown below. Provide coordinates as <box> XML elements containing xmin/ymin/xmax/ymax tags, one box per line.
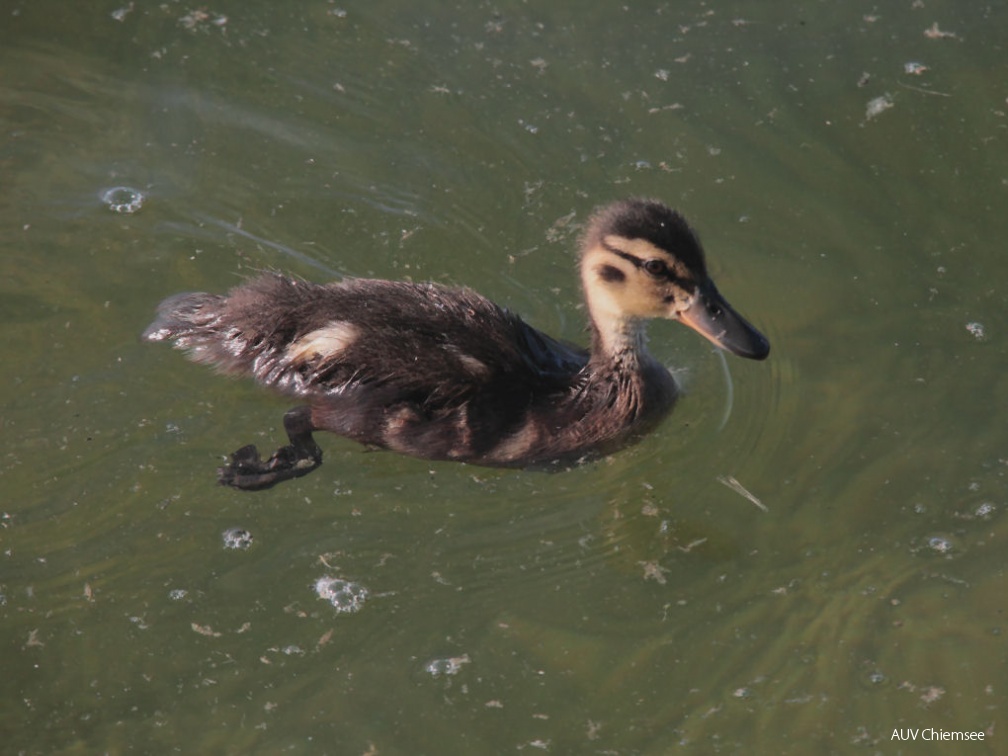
<box><xmin>144</xmin><ymin>198</ymin><xmax>769</xmax><ymax>490</ymax></box>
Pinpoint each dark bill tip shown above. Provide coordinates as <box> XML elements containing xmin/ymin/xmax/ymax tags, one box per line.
<box><xmin>678</xmin><ymin>281</ymin><xmax>770</xmax><ymax>361</ymax></box>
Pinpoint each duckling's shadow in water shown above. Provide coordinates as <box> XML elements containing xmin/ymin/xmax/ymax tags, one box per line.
<box><xmin>660</xmin><ymin>344</ymin><xmax>736</xmax><ymax>431</ymax></box>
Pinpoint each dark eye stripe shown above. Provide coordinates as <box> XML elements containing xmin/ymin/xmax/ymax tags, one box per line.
<box><xmin>602</xmin><ymin>243</ymin><xmax>678</xmax><ymax>282</ymax></box>
<box><xmin>602</xmin><ymin>243</ymin><xmax>645</xmax><ymax>268</ymax></box>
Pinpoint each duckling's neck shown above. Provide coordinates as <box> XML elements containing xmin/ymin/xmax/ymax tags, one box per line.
<box><xmin>583</xmin><ymin>312</ymin><xmax>678</xmax><ymax>437</ymax></box>
<box><xmin>580</xmin><ymin>269</ymin><xmax>652</xmax><ymax>367</ymax></box>
<box><xmin>588</xmin><ymin>315</ymin><xmax>650</xmax><ymax>368</ymax></box>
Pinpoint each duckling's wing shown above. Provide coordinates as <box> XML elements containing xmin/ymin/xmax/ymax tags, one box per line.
<box><xmin>291</xmin><ymin>279</ymin><xmax>589</xmax><ymax>406</ymax></box>
<box><xmin>514</xmin><ymin>321</ymin><xmax>589</xmax><ymax>382</ymax></box>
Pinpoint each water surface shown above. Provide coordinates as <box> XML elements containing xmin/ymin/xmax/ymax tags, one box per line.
<box><xmin>2</xmin><ymin>1</ymin><xmax>1006</xmax><ymax>753</ymax></box>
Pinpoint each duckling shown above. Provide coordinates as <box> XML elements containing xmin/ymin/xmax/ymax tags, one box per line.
<box><xmin>143</xmin><ymin>198</ymin><xmax>769</xmax><ymax>490</ymax></box>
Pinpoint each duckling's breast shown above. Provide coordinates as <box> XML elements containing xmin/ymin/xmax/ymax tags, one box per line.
<box><xmin>319</xmin><ymin>355</ymin><xmax>679</xmax><ymax>468</ymax></box>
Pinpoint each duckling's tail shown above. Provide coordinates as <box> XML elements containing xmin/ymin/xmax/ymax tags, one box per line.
<box><xmin>142</xmin><ymin>291</ymin><xmax>241</xmax><ymax>370</ymax></box>
<box><xmin>143</xmin><ymin>275</ymin><xmax>320</xmax><ymax>385</ymax></box>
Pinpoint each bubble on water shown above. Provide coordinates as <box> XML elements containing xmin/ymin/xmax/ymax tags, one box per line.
<box><xmin>975</xmin><ymin>502</ymin><xmax>996</xmax><ymax>519</ymax></box>
<box><xmin>314</xmin><ymin>576</ymin><xmax>368</xmax><ymax>614</ymax></box>
<box><xmin>965</xmin><ymin>322</ymin><xmax>986</xmax><ymax>340</ymax></box>
<box><xmin>100</xmin><ymin>186</ymin><xmax>145</xmax><ymax>214</ymax></box>
<box><xmin>168</xmin><ymin>588</ymin><xmax>188</xmax><ymax>601</ymax></box>
<box><xmin>856</xmin><ymin>667</ymin><xmax>889</xmax><ymax>691</ymax></box>
<box><xmin>425</xmin><ymin>654</ymin><xmax>470</xmax><ymax>677</ymax></box>
<box><xmin>867</xmin><ymin>670</ymin><xmax>887</xmax><ymax>685</ymax></box>
<box><xmin>222</xmin><ymin>527</ymin><xmax>253</xmax><ymax>550</ymax></box>
<box><xmin>927</xmin><ymin>536</ymin><xmax>954</xmax><ymax>554</ymax></box>
<box><xmin>864</xmin><ymin>94</ymin><xmax>894</xmax><ymax>121</ymax></box>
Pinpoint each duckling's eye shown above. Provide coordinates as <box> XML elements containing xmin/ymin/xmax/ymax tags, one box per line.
<box><xmin>643</xmin><ymin>259</ymin><xmax>668</xmax><ymax>277</ymax></box>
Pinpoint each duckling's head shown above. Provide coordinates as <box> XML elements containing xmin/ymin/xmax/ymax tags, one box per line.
<box><xmin>580</xmin><ymin>199</ymin><xmax>770</xmax><ymax>361</ymax></box>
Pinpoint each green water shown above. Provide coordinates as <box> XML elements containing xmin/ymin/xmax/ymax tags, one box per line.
<box><xmin>2</xmin><ymin>0</ymin><xmax>1006</xmax><ymax>753</ymax></box>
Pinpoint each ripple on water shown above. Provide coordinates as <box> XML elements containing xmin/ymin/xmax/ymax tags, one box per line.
<box><xmin>99</xmin><ymin>185</ymin><xmax>145</xmax><ymax>214</ymax></box>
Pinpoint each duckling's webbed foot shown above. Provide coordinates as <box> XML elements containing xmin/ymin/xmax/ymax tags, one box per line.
<box><xmin>218</xmin><ymin>406</ymin><xmax>322</xmax><ymax>491</ymax></box>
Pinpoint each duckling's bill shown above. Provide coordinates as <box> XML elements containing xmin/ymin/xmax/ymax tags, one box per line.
<box><xmin>677</xmin><ymin>280</ymin><xmax>770</xmax><ymax>360</ymax></box>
